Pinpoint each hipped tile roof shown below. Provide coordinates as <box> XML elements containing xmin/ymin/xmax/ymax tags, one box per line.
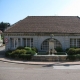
<box><xmin>4</xmin><ymin>16</ymin><xmax>80</xmax><ymax>33</ymax></box>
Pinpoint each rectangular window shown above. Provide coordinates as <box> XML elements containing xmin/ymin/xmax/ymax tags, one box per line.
<box><xmin>23</xmin><ymin>38</ymin><xmax>33</xmax><ymax>47</ymax></box>
<box><xmin>70</xmin><ymin>38</ymin><xmax>80</xmax><ymax>48</ymax></box>
<box><xmin>10</xmin><ymin>38</ymin><xmax>14</xmax><ymax>48</ymax></box>
<box><xmin>15</xmin><ymin>39</ymin><xmax>18</xmax><ymax>48</ymax></box>
<box><xmin>18</xmin><ymin>38</ymin><xmax>21</xmax><ymax>46</ymax></box>
<box><xmin>23</xmin><ymin>38</ymin><xmax>26</xmax><ymax>47</ymax></box>
<box><xmin>27</xmin><ymin>38</ymin><xmax>33</xmax><ymax>47</ymax></box>
<box><xmin>31</xmin><ymin>38</ymin><xmax>33</xmax><ymax>47</ymax></box>
<box><xmin>70</xmin><ymin>39</ymin><xmax>76</xmax><ymax>47</ymax></box>
<box><xmin>77</xmin><ymin>39</ymin><xmax>80</xmax><ymax>47</ymax></box>
<box><xmin>27</xmin><ymin>38</ymin><xmax>30</xmax><ymax>47</ymax></box>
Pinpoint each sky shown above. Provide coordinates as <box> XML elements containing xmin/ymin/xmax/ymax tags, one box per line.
<box><xmin>0</xmin><ymin>0</ymin><xmax>80</xmax><ymax>24</ymax></box>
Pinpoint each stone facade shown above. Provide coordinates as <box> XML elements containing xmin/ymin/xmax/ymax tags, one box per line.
<box><xmin>4</xmin><ymin>33</ymin><xmax>80</xmax><ymax>52</ymax></box>
<box><xmin>4</xmin><ymin>16</ymin><xmax>80</xmax><ymax>52</ymax></box>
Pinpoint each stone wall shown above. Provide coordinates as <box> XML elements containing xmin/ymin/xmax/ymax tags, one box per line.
<box><xmin>32</xmin><ymin>55</ymin><xmax>67</xmax><ymax>62</ymax></box>
<box><xmin>4</xmin><ymin>33</ymin><xmax>80</xmax><ymax>51</ymax></box>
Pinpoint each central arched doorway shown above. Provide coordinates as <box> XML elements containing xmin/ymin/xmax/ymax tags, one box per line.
<box><xmin>41</xmin><ymin>38</ymin><xmax>62</xmax><ymax>51</ymax></box>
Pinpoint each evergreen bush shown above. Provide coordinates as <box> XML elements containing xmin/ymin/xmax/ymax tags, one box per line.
<box><xmin>66</xmin><ymin>55</ymin><xmax>76</xmax><ymax>61</ymax></box>
<box><xmin>5</xmin><ymin>47</ymin><xmax>36</xmax><ymax>60</ymax></box>
<box><xmin>5</xmin><ymin>50</ymin><xmax>13</xmax><ymax>57</ymax></box>
<box><xmin>31</xmin><ymin>47</ymin><xmax>38</xmax><ymax>53</ymax></box>
<box><xmin>67</xmin><ymin>48</ymin><xmax>80</xmax><ymax>55</ymax></box>
<box><xmin>25</xmin><ymin>47</ymin><xmax>31</xmax><ymax>50</ymax></box>
<box><xmin>17</xmin><ymin>46</ymin><xmax>25</xmax><ymax>49</ymax></box>
<box><xmin>67</xmin><ymin>48</ymin><xmax>75</xmax><ymax>55</ymax></box>
<box><xmin>55</xmin><ymin>47</ymin><xmax>63</xmax><ymax>52</ymax></box>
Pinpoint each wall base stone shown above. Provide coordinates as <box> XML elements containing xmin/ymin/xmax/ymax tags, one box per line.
<box><xmin>32</xmin><ymin>55</ymin><xmax>67</xmax><ymax>62</ymax></box>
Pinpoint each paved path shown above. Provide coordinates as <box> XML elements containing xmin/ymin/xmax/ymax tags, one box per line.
<box><xmin>0</xmin><ymin>61</ymin><xmax>80</xmax><ymax>80</ymax></box>
<box><xmin>53</xmin><ymin>65</ymin><xmax>80</xmax><ymax>69</ymax></box>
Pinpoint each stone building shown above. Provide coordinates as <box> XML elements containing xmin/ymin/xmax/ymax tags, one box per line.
<box><xmin>4</xmin><ymin>16</ymin><xmax>80</xmax><ymax>52</ymax></box>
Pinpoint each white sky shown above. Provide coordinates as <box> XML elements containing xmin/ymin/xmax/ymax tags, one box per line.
<box><xmin>60</xmin><ymin>0</ymin><xmax>80</xmax><ymax>16</ymax></box>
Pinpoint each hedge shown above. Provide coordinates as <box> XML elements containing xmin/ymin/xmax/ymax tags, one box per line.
<box><xmin>19</xmin><ymin>54</ymin><xmax>32</xmax><ymax>60</ymax></box>
<box><xmin>5</xmin><ymin>50</ymin><xmax>13</xmax><ymax>57</ymax></box>
<box><xmin>67</xmin><ymin>48</ymin><xmax>80</xmax><ymax>60</ymax></box>
<box><xmin>25</xmin><ymin>47</ymin><xmax>31</xmax><ymax>50</ymax></box>
<box><xmin>17</xmin><ymin>46</ymin><xmax>25</xmax><ymax>49</ymax></box>
<box><xmin>31</xmin><ymin>47</ymin><xmax>38</xmax><ymax>53</ymax></box>
<box><xmin>66</xmin><ymin>55</ymin><xmax>76</xmax><ymax>61</ymax></box>
<box><xmin>66</xmin><ymin>54</ymin><xmax>80</xmax><ymax>61</ymax></box>
<box><xmin>55</xmin><ymin>47</ymin><xmax>63</xmax><ymax>52</ymax></box>
<box><xmin>67</xmin><ymin>48</ymin><xmax>80</xmax><ymax>55</ymax></box>
<box><xmin>5</xmin><ymin>47</ymin><xmax>37</xmax><ymax>60</ymax></box>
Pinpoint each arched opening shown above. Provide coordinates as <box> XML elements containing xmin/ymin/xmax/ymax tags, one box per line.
<box><xmin>41</xmin><ymin>38</ymin><xmax>62</xmax><ymax>51</ymax></box>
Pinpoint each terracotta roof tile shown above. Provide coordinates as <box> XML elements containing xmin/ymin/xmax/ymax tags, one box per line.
<box><xmin>4</xmin><ymin>16</ymin><xmax>80</xmax><ymax>33</ymax></box>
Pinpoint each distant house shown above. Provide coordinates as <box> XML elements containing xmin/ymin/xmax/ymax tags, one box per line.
<box><xmin>0</xmin><ymin>30</ymin><xmax>3</xmax><ymax>46</ymax></box>
<box><xmin>4</xmin><ymin>16</ymin><xmax>80</xmax><ymax>52</ymax></box>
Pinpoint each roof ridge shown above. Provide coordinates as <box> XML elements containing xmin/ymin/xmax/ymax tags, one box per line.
<box><xmin>27</xmin><ymin>16</ymin><xmax>78</xmax><ymax>17</ymax></box>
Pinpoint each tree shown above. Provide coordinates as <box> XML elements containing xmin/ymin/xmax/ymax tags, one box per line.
<box><xmin>0</xmin><ymin>22</ymin><xmax>10</xmax><ymax>32</ymax></box>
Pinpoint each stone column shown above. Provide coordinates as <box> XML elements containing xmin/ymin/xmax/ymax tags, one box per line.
<box><xmin>14</xmin><ymin>38</ymin><xmax>18</xmax><ymax>49</ymax></box>
<box><xmin>49</xmin><ymin>39</ymin><xmax>54</xmax><ymax>55</ymax></box>
<box><xmin>21</xmin><ymin>38</ymin><xmax>23</xmax><ymax>46</ymax></box>
<box><xmin>49</xmin><ymin>34</ymin><xmax>54</xmax><ymax>55</ymax></box>
<box><xmin>14</xmin><ymin>38</ymin><xmax>15</xmax><ymax>49</ymax></box>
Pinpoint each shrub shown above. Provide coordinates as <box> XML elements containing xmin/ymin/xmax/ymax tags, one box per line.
<box><xmin>10</xmin><ymin>53</ymin><xmax>16</xmax><ymax>58</ymax></box>
<box><xmin>24</xmin><ymin>47</ymin><xmax>36</xmax><ymax>55</ymax></box>
<box><xmin>26</xmin><ymin>50</ymin><xmax>36</xmax><ymax>56</ymax></box>
<box><xmin>65</xmin><ymin>48</ymin><xmax>69</xmax><ymax>52</ymax></box>
<box><xmin>5</xmin><ymin>52</ymin><xmax>11</xmax><ymax>57</ymax></box>
<box><xmin>5</xmin><ymin>47</ymin><xmax>36</xmax><ymax>60</ymax></box>
<box><xmin>55</xmin><ymin>47</ymin><xmax>63</xmax><ymax>52</ymax></box>
<box><xmin>31</xmin><ymin>47</ymin><xmax>38</xmax><ymax>53</ymax></box>
<box><xmin>11</xmin><ymin>49</ymin><xmax>27</xmax><ymax>58</ymax></box>
<box><xmin>66</xmin><ymin>55</ymin><xmax>76</xmax><ymax>61</ymax></box>
<box><xmin>75</xmin><ymin>48</ymin><xmax>80</xmax><ymax>54</ymax></box>
<box><xmin>67</xmin><ymin>48</ymin><xmax>80</xmax><ymax>55</ymax></box>
<box><xmin>5</xmin><ymin>50</ymin><xmax>13</xmax><ymax>57</ymax></box>
<box><xmin>37</xmin><ymin>52</ymin><xmax>49</xmax><ymax>55</ymax></box>
<box><xmin>17</xmin><ymin>46</ymin><xmax>25</xmax><ymax>49</ymax></box>
<box><xmin>25</xmin><ymin>47</ymin><xmax>31</xmax><ymax>50</ymax></box>
<box><xmin>26</xmin><ymin>54</ymin><xmax>32</xmax><ymax>60</ymax></box>
<box><xmin>10</xmin><ymin>50</ymin><xmax>19</xmax><ymax>58</ymax></box>
<box><xmin>19</xmin><ymin>54</ymin><xmax>27</xmax><ymax>59</ymax></box>
<box><xmin>76</xmin><ymin>54</ymin><xmax>80</xmax><ymax>60</ymax></box>
<box><xmin>67</xmin><ymin>48</ymin><xmax>75</xmax><ymax>55</ymax></box>
<box><xmin>19</xmin><ymin>54</ymin><xmax>32</xmax><ymax>60</ymax></box>
<box><xmin>19</xmin><ymin>49</ymin><xmax>27</xmax><ymax>54</ymax></box>
<box><xmin>67</xmin><ymin>48</ymin><xmax>80</xmax><ymax>61</ymax></box>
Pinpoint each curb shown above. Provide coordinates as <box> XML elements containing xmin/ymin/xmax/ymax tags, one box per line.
<box><xmin>0</xmin><ymin>57</ymin><xmax>54</xmax><ymax>65</ymax></box>
<box><xmin>0</xmin><ymin>56</ymin><xmax>80</xmax><ymax>65</ymax></box>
